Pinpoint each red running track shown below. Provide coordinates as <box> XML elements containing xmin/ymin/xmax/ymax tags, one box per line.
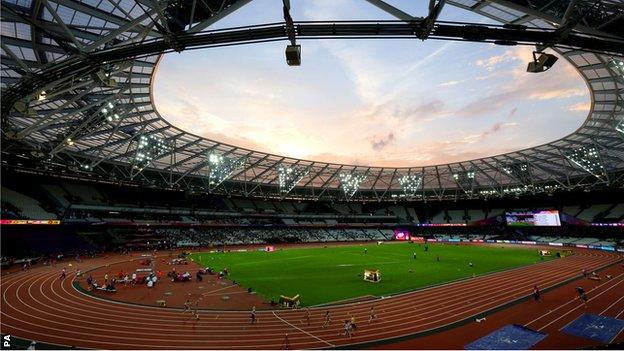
<box><xmin>0</xmin><ymin>248</ymin><xmax>621</xmax><ymax>349</ymax></box>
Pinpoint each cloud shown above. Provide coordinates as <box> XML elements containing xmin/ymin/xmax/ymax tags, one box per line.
<box><xmin>365</xmin><ymin>99</ymin><xmax>448</xmax><ymax>122</ymax></box>
<box><xmin>371</xmin><ymin>132</ymin><xmax>395</xmax><ymax>151</ymax></box>
<box><xmin>456</xmin><ymin>46</ymin><xmax>590</xmax><ymax>118</ymax></box>
<box><xmin>568</xmin><ymin>102</ymin><xmax>591</xmax><ymax>112</ymax></box>
<box><xmin>463</xmin><ymin>122</ymin><xmax>507</xmax><ymax>144</ymax></box>
<box><xmin>458</xmin><ymin>90</ymin><xmax>524</xmax><ymax>117</ymax></box>
<box><xmin>528</xmin><ymin>88</ymin><xmax>585</xmax><ymax>100</ymax></box>
<box><xmin>154</xmin><ymin>34</ymin><xmax>590</xmax><ymax>168</ymax></box>
<box><xmin>475</xmin><ymin>50</ymin><xmax>518</xmax><ymax>71</ymax></box>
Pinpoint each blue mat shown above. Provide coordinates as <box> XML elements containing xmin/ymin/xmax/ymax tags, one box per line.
<box><xmin>465</xmin><ymin>324</ymin><xmax>547</xmax><ymax>350</ymax></box>
<box><xmin>561</xmin><ymin>313</ymin><xmax>624</xmax><ymax>343</ymax></box>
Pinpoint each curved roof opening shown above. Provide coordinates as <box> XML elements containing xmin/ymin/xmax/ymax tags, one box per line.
<box><xmin>153</xmin><ymin>1</ymin><xmax>590</xmax><ymax>168</ymax></box>
<box><xmin>154</xmin><ymin>40</ymin><xmax>589</xmax><ymax>167</ymax></box>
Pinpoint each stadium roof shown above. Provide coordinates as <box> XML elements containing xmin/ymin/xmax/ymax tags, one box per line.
<box><xmin>2</xmin><ymin>0</ymin><xmax>624</xmax><ymax>201</ymax></box>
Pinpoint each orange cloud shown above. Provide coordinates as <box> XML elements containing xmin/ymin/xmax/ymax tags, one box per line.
<box><xmin>568</xmin><ymin>102</ymin><xmax>591</xmax><ymax>112</ymax></box>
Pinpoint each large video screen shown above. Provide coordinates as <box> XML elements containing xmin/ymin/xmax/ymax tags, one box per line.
<box><xmin>505</xmin><ymin>210</ymin><xmax>561</xmax><ymax>227</ymax></box>
<box><xmin>394</xmin><ymin>229</ymin><xmax>410</xmax><ymax>241</ymax></box>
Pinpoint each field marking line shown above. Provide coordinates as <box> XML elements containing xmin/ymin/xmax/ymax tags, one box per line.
<box><xmin>600</xmin><ymin>294</ymin><xmax>624</xmax><ymax>316</ymax></box>
<box><xmin>226</xmin><ymin>255</ymin><xmax>316</xmax><ymax>267</ymax></box>
<box><xmin>272</xmin><ymin>311</ymin><xmax>335</xmax><ymax>347</ymax></box>
<box><xmin>541</xmin><ymin>275</ymin><xmax>624</xmax><ymax>331</ymax></box>
<box><xmin>200</xmin><ymin>283</ymin><xmax>237</xmax><ymax>296</ymax></box>
<box><xmin>525</xmin><ymin>272</ymin><xmax>624</xmax><ymax>327</ymax></box>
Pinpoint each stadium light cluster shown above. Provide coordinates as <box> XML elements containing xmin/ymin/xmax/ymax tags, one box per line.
<box><xmin>278</xmin><ymin>165</ymin><xmax>309</xmax><ymax>194</ymax></box>
<box><xmin>133</xmin><ymin>134</ymin><xmax>172</xmax><ymax>172</ymax></box>
<box><xmin>478</xmin><ymin>189</ymin><xmax>498</xmax><ymax>196</ymax></box>
<box><xmin>453</xmin><ymin>170</ymin><xmax>476</xmax><ymax>193</ymax></box>
<box><xmin>58</xmin><ymin>101</ymin><xmax>122</xmax><ymax>150</ymax></box>
<box><xmin>398</xmin><ymin>174</ymin><xmax>422</xmax><ymax>197</ymax></box>
<box><xmin>99</xmin><ymin>101</ymin><xmax>121</xmax><ymax>123</ymax></box>
<box><xmin>500</xmin><ymin>162</ymin><xmax>532</xmax><ymax>185</ymax></box>
<box><xmin>503</xmin><ymin>185</ymin><xmax>529</xmax><ymax>194</ymax></box>
<box><xmin>616</xmin><ymin>115</ymin><xmax>624</xmax><ymax>135</ymax></box>
<box><xmin>609</xmin><ymin>59</ymin><xmax>624</xmax><ymax>78</ymax></box>
<box><xmin>207</xmin><ymin>152</ymin><xmax>246</xmax><ymax>190</ymax></box>
<box><xmin>565</xmin><ymin>146</ymin><xmax>606</xmax><ymax>179</ymax></box>
<box><xmin>339</xmin><ymin>172</ymin><xmax>366</xmax><ymax>199</ymax></box>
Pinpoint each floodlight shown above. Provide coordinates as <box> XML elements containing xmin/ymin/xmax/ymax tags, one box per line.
<box><xmin>616</xmin><ymin>116</ymin><xmax>624</xmax><ymax>134</ymax></box>
<box><xmin>565</xmin><ymin>146</ymin><xmax>606</xmax><ymax>179</ymax></box>
<box><xmin>398</xmin><ymin>174</ymin><xmax>422</xmax><ymax>197</ymax></box>
<box><xmin>286</xmin><ymin>45</ymin><xmax>301</xmax><ymax>66</ymax></box>
<box><xmin>339</xmin><ymin>172</ymin><xmax>366</xmax><ymax>199</ymax></box>
<box><xmin>453</xmin><ymin>170</ymin><xmax>476</xmax><ymax>193</ymax></box>
<box><xmin>609</xmin><ymin>59</ymin><xmax>624</xmax><ymax>78</ymax></box>
<box><xmin>278</xmin><ymin>165</ymin><xmax>308</xmax><ymax>194</ymax></box>
<box><xmin>207</xmin><ymin>152</ymin><xmax>246</xmax><ymax>190</ymax></box>
<box><xmin>527</xmin><ymin>51</ymin><xmax>558</xmax><ymax>73</ymax></box>
<box><xmin>132</xmin><ymin>134</ymin><xmax>172</xmax><ymax>172</ymax></box>
<box><xmin>500</xmin><ymin>162</ymin><xmax>532</xmax><ymax>185</ymax></box>
<box><xmin>98</xmin><ymin>101</ymin><xmax>122</xmax><ymax>124</ymax></box>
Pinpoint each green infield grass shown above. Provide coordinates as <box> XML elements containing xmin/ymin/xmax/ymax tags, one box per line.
<box><xmin>189</xmin><ymin>242</ymin><xmax>551</xmax><ymax>306</ymax></box>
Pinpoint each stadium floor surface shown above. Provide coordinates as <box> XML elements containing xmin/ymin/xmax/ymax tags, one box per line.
<box><xmin>1</xmin><ymin>245</ymin><xmax>623</xmax><ymax>349</ymax></box>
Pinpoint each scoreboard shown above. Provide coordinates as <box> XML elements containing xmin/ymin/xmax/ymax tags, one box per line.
<box><xmin>505</xmin><ymin>210</ymin><xmax>560</xmax><ymax>226</ymax></box>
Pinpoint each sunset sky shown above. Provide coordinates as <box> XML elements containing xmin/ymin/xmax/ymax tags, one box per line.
<box><xmin>153</xmin><ymin>0</ymin><xmax>590</xmax><ymax>167</ymax></box>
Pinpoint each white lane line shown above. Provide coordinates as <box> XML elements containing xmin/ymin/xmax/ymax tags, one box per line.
<box><xmin>600</xmin><ymin>294</ymin><xmax>624</xmax><ymax>316</ymax></box>
<box><xmin>525</xmin><ymin>272</ymin><xmax>624</xmax><ymax>327</ymax></box>
<box><xmin>272</xmin><ymin>311</ymin><xmax>335</xmax><ymax>347</ymax></box>
<box><xmin>540</xmin><ymin>276</ymin><xmax>624</xmax><ymax>331</ymax></box>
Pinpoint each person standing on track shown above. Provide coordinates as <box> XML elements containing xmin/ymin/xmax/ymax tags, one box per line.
<box><xmin>59</xmin><ymin>268</ymin><xmax>66</xmax><ymax>280</ymax></box>
<box><xmin>182</xmin><ymin>297</ymin><xmax>191</xmax><ymax>314</ymax></box>
<box><xmin>533</xmin><ymin>285</ymin><xmax>541</xmax><ymax>302</ymax></box>
<box><xmin>250</xmin><ymin>306</ymin><xmax>257</xmax><ymax>324</ymax></box>
<box><xmin>368</xmin><ymin>306</ymin><xmax>377</xmax><ymax>324</ymax></box>
<box><xmin>350</xmin><ymin>314</ymin><xmax>357</xmax><ymax>335</ymax></box>
<box><xmin>281</xmin><ymin>333</ymin><xmax>290</xmax><ymax>350</ymax></box>
<box><xmin>323</xmin><ymin>310</ymin><xmax>331</xmax><ymax>328</ymax></box>
<box><xmin>193</xmin><ymin>298</ymin><xmax>200</xmax><ymax>320</ymax></box>
<box><xmin>582</xmin><ymin>268</ymin><xmax>587</xmax><ymax>278</ymax></box>
<box><xmin>576</xmin><ymin>286</ymin><xmax>588</xmax><ymax>307</ymax></box>
<box><xmin>343</xmin><ymin>320</ymin><xmax>351</xmax><ymax>338</ymax></box>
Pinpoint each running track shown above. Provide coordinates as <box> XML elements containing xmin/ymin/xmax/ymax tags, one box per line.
<box><xmin>1</xmin><ymin>248</ymin><xmax>622</xmax><ymax>349</ymax></box>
